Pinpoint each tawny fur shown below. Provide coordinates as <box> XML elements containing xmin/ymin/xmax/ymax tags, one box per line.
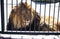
<box><xmin>40</xmin><ymin>16</ymin><xmax>60</xmax><ymax>31</ymax></box>
<box><xmin>7</xmin><ymin>2</ymin><xmax>40</xmax><ymax>30</ymax></box>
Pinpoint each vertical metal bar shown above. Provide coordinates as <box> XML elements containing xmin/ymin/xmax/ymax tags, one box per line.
<box><xmin>20</xmin><ymin>0</ymin><xmax>22</xmax><ymax>31</ymax></box>
<box><xmin>44</xmin><ymin>0</ymin><xmax>46</xmax><ymax>23</ymax></box>
<box><xmin>34</xmin><ymin>1</ymin><xmax>35</xmax><ymax>31</ymax></box>
<box><xmin>44</xmin><ymin>0</ymin><xmax>46</xmax><ymax>31</ymax></box>
<box><xmin>16</xmin><ymin>0</ymin><xmax>19</xmax><ymax>32</ymax></box>
<box><xmin>29</xmin><ymin>0</ymin><xmax>32</xmax><ymax>31</ymax></box>
<box><xmin>34</xmin><ymin>2</ymin><xmax>36</xmax><ymax>32</ymax></box>
<box><xmin>48</xmin><ymin>0</ymin><xmax>51</xmax><ymax>32</ymax></box>
<box><xmin>53</xmin><ymin>2</ymin><xmax>56</xmax><ymax>31</ymax></box>
<box><xmin>25</xmin><ymin>0</ymin><xmax>27</xmax><ymax>31</ymax></box>
<box><xmin>6</xmin><ymin>0</ymin><xmax>8</xmax><ymax>31</ymax></box>
<box><xmin>57</xmin><ymin>2</ymin><xmax>60</xmax><ymax>31</ymax></box>
<box><xmin>1</xmin><ymin>0</ymin><xmax>4</xmax><ymax>32</ymax></box>
<box><xmin>11</xmin><ymin>0</ymin><xmax>13</xmax><ymax>14</ymax></box>
<box><xmin>11</xmin><ymin>0</ymin><xmax>13</xmax><ymax>30</ymax></box>
<box><xmin>0</xmin><ymin>0</ymin><xmax>1</xmax><ymax>32</ymax></box>
<box><xmin>39</xmin><ymin>0</ymin><xmax>41</xmax><ymax>31</ymax></box>
<box><xmin>16</xmin><ymin>0</ymin><xmax>17</xmax><ymax>31</ymax></box>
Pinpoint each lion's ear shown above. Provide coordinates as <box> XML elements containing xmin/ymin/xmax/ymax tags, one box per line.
<box><xmin>24</xmin><ymin>2</ymin><xmax>30</xmax><ymax>8</ymax></box>
<box><xmin>24</xmin><ymin>2</ymin><xmax>36</xmax><ymax>14</ymax></box>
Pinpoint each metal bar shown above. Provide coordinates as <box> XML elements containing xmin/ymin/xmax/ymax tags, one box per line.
<box><xmin>11</xmin><ymin>0</ymin><xmax>13</xmax><ymax>30</ymax></box>
<box><xmin>34</xmin><ymin>1</ymin><xmax>36</xmax><ymax>32</ymax></box>
<box><xmin>20</xmin><ymin>0</ymin><xmax>22</xmax><ymax>31</ymax></box>
<box><xmin>44</xmin><ymin>0</ymin><xmax>46</xmax><ymax>23</ymax></box>
<box><xmin>53</xmin><ymin>1</ymin><xmax>56</xmax><ymax>31</ymax></box>
<box><xmin>1</xmin><ymin>0</ymin><xmax>4</xmax><ymax>32</ymax></box>
<box><xmin>48</xmin><ymin>0</ymin><xmax>51</xmax><ymax>32</ymax></box>
<box><xmin>1</xmin><ymin>32</ymin><xmax>60</xmax><ymax>35</ymax></box>
<box><xmin>6</xmin><ymin>0</ymin><xmax>8</xmax><ymax>32</ymax></box>
<box><xmin>16</xmin><ymin>0</ymin><xmax>18</xmax><ymax>32</ymax></box>
<box><xmin>44</xmin><ymin>0</ymin><xmax>46</xmax><ymax>31</ymax></box>
<box><xmin>57</xmin><ymin>2</ymin><xmax>60</xmax><ymax>31</ymax></box>
<box><xmin>25</xmin><ymin>0</ymin><xmax>27</xmax><ymax>31</ymax></box>
<box><xmin>39</xmin><ymin>0</ymin><xmax>41</xmax><ymax>31</ymax></box>
<box><xmin>29</xmin><ymin>0</ymin><xmax>32</xmax><ymax>31</ymax></box>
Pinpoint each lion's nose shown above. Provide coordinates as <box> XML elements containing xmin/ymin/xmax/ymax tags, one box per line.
<box><xmin>24</xmin><ymin>21</ymin><xmax>30</xmax><ymax>25</ymax></box>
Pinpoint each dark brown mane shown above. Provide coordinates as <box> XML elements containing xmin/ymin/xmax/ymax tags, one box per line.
<box><xmin>7</xmin><ymin>2</ymin><xmax>40</xmax><ymax>30</ymax></box>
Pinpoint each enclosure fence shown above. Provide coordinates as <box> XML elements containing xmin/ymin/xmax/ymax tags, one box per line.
<box><xmin>1</xmin><ymin>0</ymin><xmax>60</xmax><ymax>34</ymax></box>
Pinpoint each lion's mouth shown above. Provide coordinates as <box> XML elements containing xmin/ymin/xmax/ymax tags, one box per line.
<box><xmin>24</xmin><ymin>20</ymin><xmax>31</xmax><ymax>25</ymax></box>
